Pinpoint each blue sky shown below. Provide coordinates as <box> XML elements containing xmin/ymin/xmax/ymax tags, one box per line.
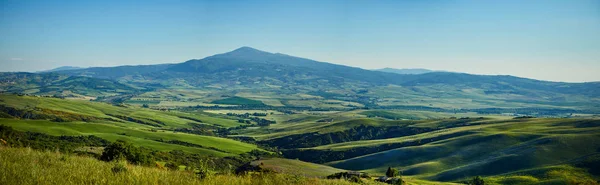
<box><xmin>1</xmin><ymin>0</ymin><xmax>599</xmax><ymax>82</ymax></box>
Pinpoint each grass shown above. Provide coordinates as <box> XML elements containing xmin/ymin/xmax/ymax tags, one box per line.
<box><xmin>484</xmin><ymin>165</ymin><xmax>599</xmax><ymax>185</ymax></box>
<box><xmin>250</xmin><ymin>158</ymin><xmax>345</xmax><ymax>178</ymax></box>
<box><xmin>0</xmin><ymin>119</ymin><xmax>257</xmax><ymax>156</ymax></box>
<box><xmin>0</xmin><ymin>95</ymin><xmax>258</xmax><ymax>156</ymax></box>
<box><xmin>325</xmin><ymin>118</ymin><xmax>600</xmax><ymax>182</ymax></box>
<box><xmin>0</xmin><ymin>147</ymin><xmax>393</xmax><ymax>185</ymax></box>
<box><xmin>0</xmin><ymin>146</ymin><xmax>459</xmax><ymax>185</ymax></box>
<box><xmin>0</xmin><ymin>94</ymin><xmax>245</xmax><ymax>128</ymax></box>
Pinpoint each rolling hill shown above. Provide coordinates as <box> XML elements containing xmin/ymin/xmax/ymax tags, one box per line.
<box><xmin>28</xmin><ymin>46</ymin><xmax>597</xmax><ymax>112</ymax></box>
<box><xmin>0</xmin><ymin>94</ymin><xmax>256</xmax><ymax>156</ymax></box>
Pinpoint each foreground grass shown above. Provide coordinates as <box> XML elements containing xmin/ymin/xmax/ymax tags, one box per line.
<box><xmin>0</xmin><ymin>147</ymin><xmax>378</xmax><ymax>185</ymax></box>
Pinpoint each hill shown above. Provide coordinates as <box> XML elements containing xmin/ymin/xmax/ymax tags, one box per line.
<box><xmin>0</xmin><ymin>94</ymin><xmax>255</xmax><ymax>156</ymax></box>
<box><xmin>250</xmin><ymin>116</ymin><xmax>600</xmax><ymax>183</ymax></box>
<box><xmin>32</xmin><ymin>46</ymin><xmax>599</xmax><ymax>112</ymax></box>
<box><xmin>248</xmin><ymin>158</ymin><xmax>345</xmax><ymax>178</ymax></box>
<box><xmin>0</xmin><ymin>72</ymin><xmax>137</xmax><ymax>98</ymax></box>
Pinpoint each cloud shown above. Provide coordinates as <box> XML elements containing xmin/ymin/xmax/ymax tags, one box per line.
<box><xmin>9</xmin><ymin>58</ymin><xmax>24</xmax><ymax>61</ymax></box>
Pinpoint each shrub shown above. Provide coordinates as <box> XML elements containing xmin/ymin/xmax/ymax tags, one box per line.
<box><xmin>349</xmin><ymin>176</ymin><xmax>361</xmax><ymax>183</ymax></box>
<box><xmin>165</xmin><ymin>162</ymin><xmax>179</xmax><ymax>171</ymax></box>
<box><xmin>470</xmin><ymin>176</ymin><xmax>485</xmax><ymax>185</ymax></box>
<box><xmin>386</xmin><ymin>167</ymin><xmax>399</xmax><ymax>177</ymax></box>
<box><xmin>100</xmin><ymin>140</ymin><xmax>153</xmax><ymax>166</ymax></box>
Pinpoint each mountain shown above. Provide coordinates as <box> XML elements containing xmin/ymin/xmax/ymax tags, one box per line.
<box><xmin>164</xmin><ymin>46</ymin><xmax>405</xmax><ymax>86</ymax></box>
<box><xmin>5</xmin><ymin>46</ymin><xmax>596</xmax><ymax>111</ymax></box>
<box><xmin>0</xmin><ymin>72</ymin><xmax>137</xmax><ymax>97</ymax></box>
<box><xmin>57</xmin><ymin>64</ymin><xmax>174</xmax><ymax>79</ymax></box>
<box><xmin>375</xmin><ymin>68</ymin><xmax>435</xmax><ymax>75</ymax></box>
<box><xmin>38</xmin><ymin>66</ymin><xmax>84</xmax><ymax>73</ymax></box>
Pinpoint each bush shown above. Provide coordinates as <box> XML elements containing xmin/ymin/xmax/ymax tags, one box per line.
<box><xmin>348</xmin><ymin>176</ymin><xmax>361</xmax><ymax>183</ymax></box>
<box><xmin>470</xmin><ymin>176</ymin><xmax>485</xmax><ymax>185</ymax></box>
<box><xmin>386</xmin><ymin>167</ymin><xmax>399</xmax><ymax>177</ymax></box>
<box><xmin>100</xmin><ymin>140</ymin><xmax>153</xmax><ymax>166</ymax></box>
<box><xmin>165</xmin><ymin>162</ymin><xmax>179</xmax><ymax>171</ymax></box>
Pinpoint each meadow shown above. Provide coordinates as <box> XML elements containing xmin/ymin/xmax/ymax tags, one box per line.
<box><xmin>1</xmin><ymin>94</ymin><xmax>599</xmax><ymax>184</ymax></box>
<box><xmin>0</xmin><ymin>95</ymin><xmax>256</xmax><ymax>156</ymax></box>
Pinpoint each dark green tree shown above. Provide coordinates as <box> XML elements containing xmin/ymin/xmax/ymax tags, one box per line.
<box><xmin>471</xmin><ymin>176</ymin><xmax>485</xmax><ymax>185</ymax></box>
<box><xmin>386</xmin><ymin>167</ymin><xmax>399</xmax><ymax>177</ymax></box>
<box><xmin>100</xmin><ymin>140</ymin><xmax>153</xmax><ymax>166</ymax></box>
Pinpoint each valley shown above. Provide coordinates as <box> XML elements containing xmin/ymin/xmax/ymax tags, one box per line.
<box><xmin>0</xmin><ymin>47</ymin><xmax>599</xmax><ymax>185</ymax></box>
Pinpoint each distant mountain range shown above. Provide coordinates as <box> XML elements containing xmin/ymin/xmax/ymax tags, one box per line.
<box><xmin>37</xmin><ymin>66</ymin><xmax>85</xmax><ymax>73</ymax></box>
<box><xmin>2</xmin><ymin>46</ymin><xmax>599</xmax><ymax>111</ymax></box>
<box><xmin>374</xmin><ymin>68</ymin><xmax>436</xmax><ymax>75</ymax></box>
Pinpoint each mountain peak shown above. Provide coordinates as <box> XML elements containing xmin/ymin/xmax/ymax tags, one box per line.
<box><xmin>229</xmin><ymin>46</ymin><xmax>269</xmax><ymax>54</ymax></box>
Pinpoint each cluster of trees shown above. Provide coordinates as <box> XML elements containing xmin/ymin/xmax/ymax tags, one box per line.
<box><xmin>100</xmin><ymin>140</ymin><xmax>153</xmax><ymax>165</ymax></box>
<box><xmin>100</xmin><ymin>139</ymin><xmax>279</xmax><ymax>173</ymax></box>
<box><xmin>326</xmin><ymin>172</ymin><xmax>369</xmax><ymax>183</ymax></box>
<box><xmin>172</xmin><ymin>123</ymin><xmax>218</xmax><ymax>136</ymax></box>
<box><xmin>226</xmin><ymin>112</ymin><xmax>276</xmax><ymax>126</ymax></box>
<box><xmin>227</xmin><ymin>112</ymin><xmax>269</xmax><ymax>117</ymax></box>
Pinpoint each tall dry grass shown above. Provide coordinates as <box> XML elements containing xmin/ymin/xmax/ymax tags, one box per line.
<box><xmin>0</xmin><ymin>147</ymin><xmax>377</xmax><ymax>185</ymax></box>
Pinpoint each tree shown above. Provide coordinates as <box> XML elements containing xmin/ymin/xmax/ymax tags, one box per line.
<box><xmin>386</xmin><ymin>167</ymin><xmax>399</xmax><ymax>177</ymax></box>
<box><xmin>100</xmin><ymin>140</ymin><xmax>153</xmax><ymax>166</ymax></box>
<box><xmin>471</xmin><ymin>176</ymin><xmax>485</xmax><ymax>185</ymax></box>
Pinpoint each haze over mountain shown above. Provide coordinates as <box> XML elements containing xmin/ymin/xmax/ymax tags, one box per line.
<box><xmin>374</xmin><ymin>68</ymin><xmax>436</xmax><ymax>75</ymax></box>
<box><xmin>37</xmin><ymin>66</ymin><xmax>85</xmax><ymax>73</ymax></box>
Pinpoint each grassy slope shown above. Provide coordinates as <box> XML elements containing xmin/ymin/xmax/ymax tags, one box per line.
<box><xmin>0</xmin><ymin>147</ymin><xmax>379</xmax><ymax>185</ymax></box>
<box><xmin>236</xmin><ymin>110</ymin><xmax>509</xmax><ymax>140</ymax></box>
<box><xmin>250</xmin><ymin>158</ymin><xmax>345</xmax><ymax>178</ymax></box>
<box><xmin>325</xmin><ymin>118</ymin><xmax>600</xmax><ymax>183</ymax></box>
<box><xmin>0</xmin><ymin>95</ymin><xmax>257</xmax><ymax>156</ymax></box>
<box><xmin>0</xmin><ymin>94</ymin><xmax>243</xmax><ymax>128</ymax></box>
<box><xmin>0</xmin><ymin>147</ymin><xmax>459</xmax><ymax>185</ymax></box>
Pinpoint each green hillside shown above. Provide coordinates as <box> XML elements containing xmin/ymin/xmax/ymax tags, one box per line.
<box><xmin>0</xmin><ymin>95</ymin><xmax>256</xmax><ymax>156</ymax></box>
<box><xmin>249</xmin><ymin>158</ymin><xmax>345</xmax><ymax>178</ymax></box>
<box><xmin>318</xmin><ymin>118</ymin><xmax>600</xmax><ymax>182</ymax></box>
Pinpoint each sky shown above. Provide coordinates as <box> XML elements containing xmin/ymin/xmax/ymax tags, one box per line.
<box><xmin>1</xmin><ymin>0</ymin><xmax>599</xmax><ymax>82</ymax></box>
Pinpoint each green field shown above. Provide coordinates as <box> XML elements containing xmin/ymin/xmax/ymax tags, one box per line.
<box><xmin>0</xmin><ymin>95</ymin><xmax>257</xmax><ymax>156</ymax></box>
<box><xmin>1</xmin><ymin>94</ymin><xmax>599</xmax><ymax>184</ymax></box>
<box><xmin>212</xmin><ymin>96</ymin><xmax>265</xmax><ymax>106</ymax></box>
<box><xmin>323</xmin><ymin>118</ymin><xmax>600</xmax><ymax>182</ymax></box>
